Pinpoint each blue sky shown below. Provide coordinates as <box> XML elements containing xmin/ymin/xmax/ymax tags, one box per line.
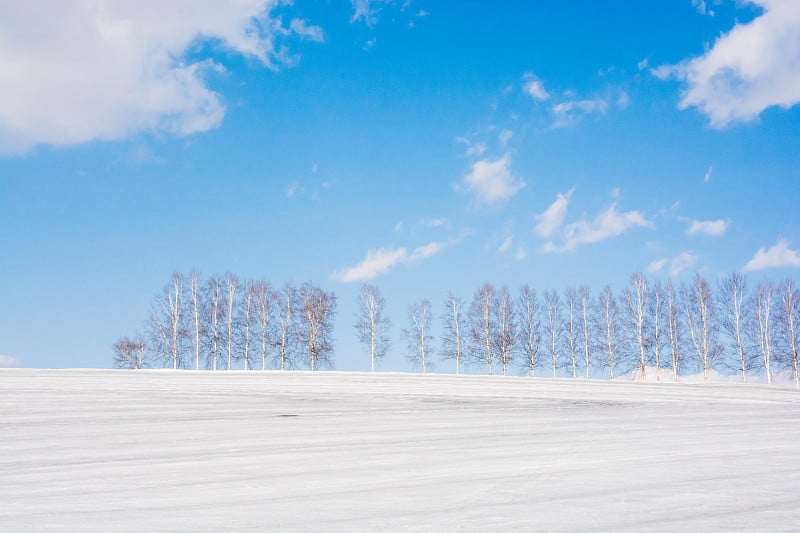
<box><xmin>1</xmin><ymin>0</ymin><xmax>798</xmax><ymax>371</ymax></box>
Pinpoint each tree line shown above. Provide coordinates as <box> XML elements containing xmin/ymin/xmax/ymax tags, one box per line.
<box><xmin>115</xmin><ymin>271</ymin><xmax>799</xmax><ymax>387</ymax></box>
<box><xmin>114</xmin><ymin>273</ymin><xmax>336</xmax><ymax>372</ymax></box>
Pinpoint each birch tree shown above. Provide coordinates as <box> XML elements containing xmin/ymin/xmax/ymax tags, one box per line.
<box><xmin>666</xmin><ymin>281</ymin><xmax>681</xmax><ymax>381</ymax></box>
<box><xmin>493</xmin><ymin>285</ymin><xmax>516</xmax><ymax>376</ymax></box>
<box><xmin>468</xmin><ymin>283</ymin><xmax>496</xmax><ymax>375</ymax></box>
<box><xmin>596</xmin><ymin>285</ymin><xmax>620</xmax><ymax>379</ymax></box>
<box><xmin>776</xmin><ymin>279</ymin><xmax>799</xmax><ymax>387</ymax></box>
<box><xmin>650</xmin><ymin>281</ymin><xmax>664</xmax><ymax>382</ymax></box>
<box><xmin>543</xmin><ymin>289</ymin><xmax>562</xmax><ymax>378</ymax></box>
<box><xmin>275</xmin><ymin>281</ymin><xmax>297</xmax><ymax>371</ymax></box>
<box><xmin>149</xmin><ymin>273</ymin><xmax>187</xmax><ymax>369</ymax></box>
<box><xmin>202</xmin><ymin>275</ymin><xmax>224</xmax><ymax>371</ymax></box>
<box><xmin>518</xmin><ymin>284</ymin><xmax>542</xmax><ymax>377</ymax></box>
<box><xmin>579</xmin><ymin>286</ymin><xmax>591</xmax><ymax>379</ymax></box>
<box><xmin>621</xmin><ymin>272</ymin><xmax>649</xmax><ymax>381</ymax></box>
<box><xmin>403</xmin><ymin>299</ymin><xmax>433</xmax><ymax>373</ymax></box>
<box><xmin>681</xmin><ymin>273</ymin><xmax>720</xmax><ymax>382</ymax></box>
<box><xmin>188</xmin><ymin>271</ymin><xmax>202</xmax><ymax>371</ymax></box>
<box><xmin>565</xmin><ymin>287</ymin><xmax>578</xmax><ymax>379</ymax></box>
<box><xmin>240</xmin><ymin>280</ymin><xmax>255</xmax><ymax>371</ymax></box>
<box><xmin>355</xmin><ymin>283</ymin><xmax>391</xmax><ymax>372</ymax></box>
<box><xmin>441</xmin><ymin>292</ymin><xmax>465</xmax><ymax>374</ymax></box>
<box><xmin>112</xmin><ymin>335</ymin><xmax>146</xmax><ymax>369</ymax></box>
<box><xmin>253</xmin><ymin>280</ymin><xmax>274</xmax><ymax>371</ymax></box>
<box><xmin>223</xmin><ymin>272</ymin><xmax>239</xmax><ymax>371</ymax></box>
<box><xmin>297</xmin><ymin>282</ymin><xmax>337</xmax><ymax>371</ymax></box>
<box><xmin>719</xmin><ymin>273</ymin><xmax>751</xmax><ymax>383</ymax></box>
<box><xmin>752</xmin><ymin>282</ymin><xmax>775</xmax><ymax>384</ymax></box>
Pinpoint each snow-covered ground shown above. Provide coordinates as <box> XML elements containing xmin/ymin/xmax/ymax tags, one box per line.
<box><xmin>1</xmin><ymin>370</ymin><xmax>799</xmax><ymax>531</ymax></box>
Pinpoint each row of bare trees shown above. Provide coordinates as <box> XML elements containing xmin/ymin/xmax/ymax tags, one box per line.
<box><xmin>113</xmin><ymin>272</ymin><xmax>337</xmax><ymax>371</ymax></box>
<box><xmin>354</xmin><ymin>274</ymin><xmax>799</xmax><ymax>385</ymax></box>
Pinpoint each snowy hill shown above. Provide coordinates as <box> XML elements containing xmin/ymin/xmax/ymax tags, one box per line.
<box><xmin>2</xmin><ymin>369</ymin><xmax>799</xmax><ymax>531</ymax></box>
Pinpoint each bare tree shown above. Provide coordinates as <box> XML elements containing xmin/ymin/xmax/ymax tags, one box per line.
<box><xmin>149</xmin><ymin>273</ymin><xmax>187</xmax><ymax>369</ymax></box>
<box><xmin>596</xmin><ymin>285</ymin><xmax>620</xmax><ymax>380</ymax></box>
<box><xmin>468</xmin><ymin>283</ymin><xmax>496</xmax><ymax>375</ymax></box>
<box><xmin>752</xmin><ymin>282</ymin><xmax>775</xmax><ymax>384</ymax></box>
<box><xmin>681</xmin><ymin>273</ymin><xmax>720</xmax><ymax>382</ymax></box>
<box><xmin>403</xmin><ymin>299</ymin><xmax>433</xmax><ymax>373</ymax></box>
<box><xmin>297</xmin><ymin>282</ymin><xmax>337</xmax><ymax>371</ymax></box>
<box><xmin>188</xmin><ymin>271</ymin><xmax>202</xmax><ymax>371</ymax></box>
<box><xmin>253</xmin><ymin>280</ymin><xmax>274</xmax><ymax>371</ymax></box>
<box><xmin>275</xmin><ymin>281</ymin><xmax>297</xmax><ymax>371</ymax></box>
<box><xmin>355</xmin><ymin>283</ymin><xmax>391</xmax><ymax>372</ymax></box>
<box><xmin>579</xmin><ymin>286</ymin><xmax>591</xmax><ymax>379</ymax></box>
<box><xmin>621</xmin><ymin>272</ymin><xmax>649</xmax><ymax>381</ymax></box>
<box><xmin>719</xmin><ymin>273</ymin><xmax>751</xmax><ymax>383</ymax></box>
<box><xmin>441</xmin><ymin>292</ymin><xmax>465</xmax><ymax>374</ymax></box>
<box><xmin>543</xmin><ymin>289</ymin><xmax>563</xmax><ymax>378</ymax></box>
<box><xmin>565</xmin><ymin>287</ymin><xmax>578</xmax><ymax>379</ymax></box>
<box><xmin>113</xmin><ymin>335</ymin><xmax>146</xmax><ymax>369</ymax></box>
<box><xmin>493</xmin><ymin>285</ymin><xmax>516</xmax><ymax>376</ymax></box>
<box><xmin>202</xmin><ymin>275</ymin><xmax>224</xmax><ymax>371</ymax></box>
<box><xmin>240</xmin><ymin>280</ymin><xmax>254</xmax><ymax>371</ymax></box>
<box><xmin>223</xmin><ymin>272</ymin><xmax>239</xmax><ymax>371</ymax></box>
<box><xmin>518</xmin><ymin>284</ymin><xmax>542</xmax><ymax>377</ymax></box>
<box><xmin>650</xmin><ymin>281</ymin><xmax>665</xmax><ymax>382</ymax></box>
<box><xmin>776</xmin><ymin>279</ymin><xmax>799</xmax><ymax>387</ymax></box>
<box><xmin>666</xmin><ymin>281</ymin><xmax>681</xmax><ymax>381</ymax></box>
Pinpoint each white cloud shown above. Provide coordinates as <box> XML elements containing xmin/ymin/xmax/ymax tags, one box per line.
<box><xmin>534</xmin><ymin>188</ymin><xmax>574</xmax><ymax>238</ymax></box>
<box><xmin>704</xmin><ymin>166</ymin><xmax>713</xmax><ymax>183</ymax></box>
<box><xmin>616</xmin><ymin>91</ymin><xmax>630</xmax><ymax>109</ymax></box>
<box><xmin>498</xmin><ymin>235</ymin><xmax>513</xmax><ymax>254</ymax></box>
<box><xmin>285</xmin><ymin>182</ymin><xmax>304</xmax><ymax>198</ymax></box>
<box><xmin>0</xmin><ymin>1</ymin><xmax>322</xmax><ymax>154</ymax></box>
<box><xmin>333</xmin><ymin>247</ymin><xmax>408</xmax><ymax>282</ymax></box>
<box><xmin>419</xmin><ymin>218</ymin><xmax>446</xmax><ymax>228</ymax></box>
<box><xmin>515</xmin><ymin>247</ymin><xmax>528</xmax><ymax>261</ymax></box>
<box><xmin>522</xmin><ymin>73</ymin><xmax>550</xmax><ymax>101</ymax></box>
<box><xmin>408</xmin><ymin>242</ymin><xmax>443</xmax><ymax>262</ymax></box>
<box><xmin>638</xmin><ymin>57</ymin><xmax>650</xmax><ymax>71</ymax></box>
<box><xmin>394</xmin><ymin>222</ymin><xmax>404</xmax><ymax>233</ymax></box>
<box><xmin>543</xmin><ymin>203</ymin><xmax>653</xmax><ymax>253</ymax></box>
<box><xmin>743</xmin><ymin>239</ymin><xmax>800</xmax><ymax>272</ymax></box>
<box><xmin>455</xmin><ymin>136</ymin><xmax>486</xmax><ymax>157</ymax></box>
<box><xmin>351</xmin><ymin>0</ymin><xmax>386</xmax><ymax>26</ymax></box>
<box><xmin>415</xmin><ymin>10</ymin><xmax>429</xmax><ymax>17</ymax></box>
<box><xmin>692</xmin><ymin>0</ymin><xmax>715</xmax><ymax>16</ymax></box>
<box><xmin>647</xmin><ymin>252</ymin><xmax>698</xmax><ymax>277</ymax></box>
<box><xmin>333</xmin><ymin>239</ymin><xmax>452</xmax><ymax>282</ymax></box>
<box><xmin>458</xmin><ymin>153</ymin><xmax>526</xmax><ymax>205</ymax></box>
<box><xmin>0</xmin><ymin>355</ymin><xmax>20</xmax><ymax>367</ymax></box>
<box><xmin>687</xmin><ymin>218</ymin><xmax>730</xmax><ymax>236</ymax></box>
<box><xmin>656</xmin><ymin>0</ymin><xmax>800</xmax><ymax>127</ymax></box>
<box><xmin>498</xmin><ymin>129</ymin><xmax>513</xmax><ymax>146</ymax></box>
<box><xmin>552</xmin><ymin>98</ymin><xmax>609</xmax><ymax>127</ymax></box>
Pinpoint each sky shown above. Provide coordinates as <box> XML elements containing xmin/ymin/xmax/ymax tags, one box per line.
<box><xmin>1</xmin><ymin>0</ymin><xmax>799</xmax><ymax>371</ymax></box>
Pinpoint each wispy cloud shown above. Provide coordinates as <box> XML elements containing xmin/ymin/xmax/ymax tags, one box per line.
<box><xmin>653</xmin><ymin>0</ymin><xmax>800</xmax><ymax>127</ymax></box>
<box><xmin>455</xmin><ymin>136</ymin><xmax>487</xmax><ymax>157</ymax></box>
<box><xmin>458</xmin><ymin>153</ymin><xmax>526</xmax><ymax>205</ymax></box>
<box><xmin>498</xmin><ymin>235</ymin><xmax>513</xmax><ymax>254</ymax></box>
<box><xmin>692</xmin><ymin>0</ymin><xmax>714</xmax><ymax>16</ymax></box>
<box><xmin>743</xmin><ymin>239</ymin><xmax>800</xmax><ymax>272</ymax></box>
<box><xmin>285</xmin><ymin>182</ymin><xmax>304</xmax><ymax>198</ymax></box>
<box><xmin>687</xmin><ymin>218</ymin><xmax>730</xmax><ymax>237</ymax></box>
<box><xmin>351</xmin><ymin>0</ymin><xmax>386</xmax><ymax>26</ymax></box>
<box><xmin>543</xmin><ymin>202</ymin><xmax>653</xmax><ymax>253</ymax></box>
<box><xmin>333</xmin><ymin>237</ymin><xmax>459</xmax><ymax>282</ymax></box>
<box><xmin>498</xmin><ymin>129</ymin><xmax>513</xmax><ymax>146</ymax></box>
<box><xmin>515</xmin><ymin>247</ymin><xmax>528</xmax><ymax>261</ymax></box>
<box><xmin>0</xmin><ymin>355</ymin><xmax>20</xmax><ymax>367</ymax></box>
<box><xmin>0</xmin><ymin>1</ymin><xmax>322</xmax><ymax>154</ymax></box>
<box><xmin>534</xmin><ymin>188</ymin><xmax>574</xmax><ymax>238</ymax></box>
<box><xmin>647</xmin><ymin>251</ymin><xmax>698</xmax><ymax>277</ymax></box>
<box><xmin>552</xmin><ymin>98</ymin><xmax>609</xmax><ymax>127</ymax></box>
<box><xmin>419</xmin><ymin>218</ymin><xmax>446</xmax><ymax>228</ymax></box>
<box><xmin>522</xmin><ymin>73</ymin><xmax>550</xmax><ymax>101</ymax></box>
<box><xmin>704</xmin><ymin>166</ymin><xmax>713</xmax><ymax>183</ymax></box>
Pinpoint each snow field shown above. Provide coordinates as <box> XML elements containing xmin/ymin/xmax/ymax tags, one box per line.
<box><xmin>1</xmin><ymin>369</ymin><xmax>799</xmax><ymax>531</ymax></box>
